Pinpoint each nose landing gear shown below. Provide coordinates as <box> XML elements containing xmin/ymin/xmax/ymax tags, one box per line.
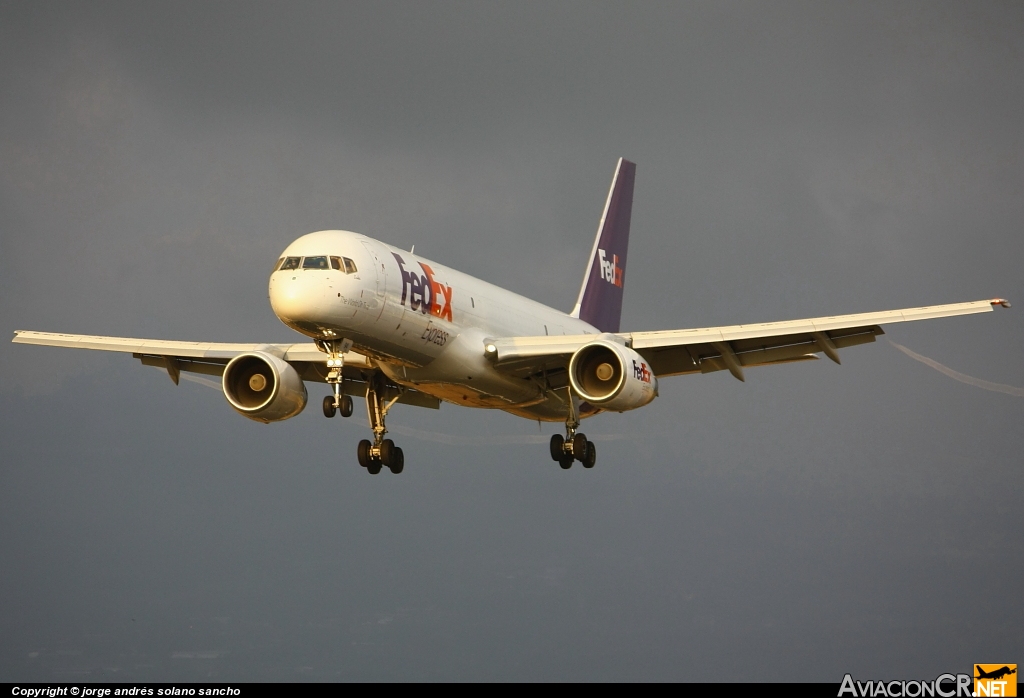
<box><xmin>318</xmin><ymin>338</ymin><xmax>355</xmax><ymax>418</ymax></box>
<box><xmin>356</xmin><ymin>372</ymin><xmax>405</xmax><ymax>474</ymax></box>
<box><xmin>549</xmin><ymin>391</ymin><xmax>597</xmax><ymax>469</ymax></box>
<box><xmin>323</xmin><ymin>394</ymin><xmax>353</xmax><ymax>418</ymax></box>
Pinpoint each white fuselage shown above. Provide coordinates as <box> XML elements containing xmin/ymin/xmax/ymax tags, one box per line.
<box><xmin>268</xmin><ymin>230</ymin><xmax>599</xmax><ymax>420</ymax></box>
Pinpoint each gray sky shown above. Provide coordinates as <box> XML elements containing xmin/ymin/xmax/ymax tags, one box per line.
<box><xmin>2</xmin><ymin>1</ymin><xmax>1022</xmax><ymax>681</ymax></box>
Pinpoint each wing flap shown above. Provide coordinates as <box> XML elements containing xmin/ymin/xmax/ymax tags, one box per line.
<box><xmin>136</xmin><ymin>354</ymin><xmax>227</xmax><ymax>377</ymax></box>
<box><xmin>644</xmin><ymin>329</ymin><xmax>881</xmax><ymax>377</ymax></box>
<box><xmin>490</xmin><ymin>335</ymin><xmax>590</xmax><ymax>365</ymax></box>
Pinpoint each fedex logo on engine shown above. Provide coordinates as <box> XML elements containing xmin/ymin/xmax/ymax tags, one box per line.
<box><xmin>632</xmin><ymin>359</ymin><xmax>651</xmax><ymax>383</ymax></box>
<box><xmin>393</xmin><ymin>253</ymin><xmax>454</xmax><ymax>322</ymax></box>
<box><xmin>598</xmin><ymin>248</ymin><xmax>623</xmax><ymax>288</ymax></box>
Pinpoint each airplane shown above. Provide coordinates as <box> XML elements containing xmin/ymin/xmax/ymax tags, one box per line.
<box><xmin>976</xmin><ymin>666</ymin><xmax>1016</xmax><ymax>681</ymax></box>
<box><xmin>12</xmin><ymin>159</ymin><xmax>1011</xmax><ymax>475</ymax></box>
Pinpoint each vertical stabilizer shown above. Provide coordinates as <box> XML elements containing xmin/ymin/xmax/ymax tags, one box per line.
<box><xmin>570</xmin><ymin>158</ymin><xmax>635</xmax><ymax>333</ymax></box>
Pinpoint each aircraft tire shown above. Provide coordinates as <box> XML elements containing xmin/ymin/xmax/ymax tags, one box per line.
<box><xmin>379</xmin><ymin>439</ymin><xmax>396</xmax><ymax>467</ymax></box>
<box><xmin>583</xmin><ymin>442</ymin><xmax>596</xmax><ymax>469</ymax></box>
<box><xmin>322</xmin><ymin>396</ymin><xmax>336</xmax><ymax>418</ymax></box>
<box><xmin>559</xmin><ymin>455</ymin><xmax>573</xmax><ymax>470</ymax></box>
<box><xmin>572</xmin><ymin>433</ymin><xmax>588</xmax><ymax>461</ymax></box>
<box><xmin>367</xmin><ymin>461</ymin><xmax>382</xmax><ymax>475</ymax></box>
<box><xmin>549</xmin><ymin>434</ymin><xmax>565</xmax><ymax>461</ymax></box>
<box><xmin>340</xmin><ymin>395</ymin><xmax>353</xmax><ymax>418</ymax></box>
<box><xmin>390</xmin><ymin>447</ymin><xmax>405</xmax><ymax>474</ymax></box>
<box><xmin>357</xmin><ymin>439</ymin><xmax>372</xmax><ymax>468</ymax></box>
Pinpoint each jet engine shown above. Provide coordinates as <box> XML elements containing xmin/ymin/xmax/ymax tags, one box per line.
<box><xmin>222</xmin><ymin>351</ymin><xmax>307</xmax><ymax>423</ymax></box>
<box><xmin>568</xmin><ymin>339</ymin><xmax>657</xmax><ymax>412</ymax></box>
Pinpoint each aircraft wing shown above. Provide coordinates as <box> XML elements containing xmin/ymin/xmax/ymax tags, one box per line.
<box><xmin>11</xmin><ymin>330</ymin><xmax>358</xmax><ymax>379</ymax></box>
<box><xmin>10</xmin><ymin>330</ymin><xmax>440</xmax><ymax>408</ymax></box>
<box><xmin>11</xmin><ymin>331</ymin><xmax>333</xmax><ymax>362</ymax></box>
<box><xmin>489</xmin><ymin>298</ymin><xmax>1010</xmax><ymax>382</ymax></box>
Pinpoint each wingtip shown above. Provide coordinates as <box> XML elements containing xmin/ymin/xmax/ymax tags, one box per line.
<box><xmin>991</xmin><ymin>298</ymin><xmax>1011</xmax><ymax>308</ymax></box>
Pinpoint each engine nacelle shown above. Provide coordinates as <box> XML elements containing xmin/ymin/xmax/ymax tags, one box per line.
<box><xmin>222</xmin><ymin>351</ymin><xmax>307</xmax><ymax>423</ymax></box>
<box><xmin>568</xmin><ymin>339</ymin><xmax>658</xmax><ymax>412</ymax></box>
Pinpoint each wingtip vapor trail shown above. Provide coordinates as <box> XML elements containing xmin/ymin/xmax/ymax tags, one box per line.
<box><xmin>890</xmin><ymin>341</ymin><xmax>1024</xmax><ymax>397</ymax></box>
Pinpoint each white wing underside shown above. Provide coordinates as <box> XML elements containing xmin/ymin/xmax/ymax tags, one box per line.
<box><xmin>489</xmin><ymin>299</ymin><xmax>1010</xmax><ymax>381</ymax></box>
<box><xmin>11</xmin><ymin>331</ymin><xmax>373</xmax><ymax>382</ymax></box>
<box><xmin>10</xmin><ymin>332</ymin><xmax>330</xmax><ymax>362</ymax></box>
<box><xmin>10</xmin><ymin>330</ymin><xmax>447</xmax><ymax>408</ymax></box>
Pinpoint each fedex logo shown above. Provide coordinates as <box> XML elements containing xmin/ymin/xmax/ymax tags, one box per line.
<box><xmin>598</xmin><ymin>248</ymin><xmax>623</xmax><ymax>288</ymax></box>
<box><xmin>393</xmin><ymin>253</ymin><xmax>454</xmax><ymax>322</ymax></box>
<box><xmin>632</xmin><ymin>360</ymin><xmax>651</xmax><ymax>383</ymax></box>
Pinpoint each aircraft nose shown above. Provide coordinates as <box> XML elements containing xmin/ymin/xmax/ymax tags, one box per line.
<box><xmin>269</xmin><ymin>273</ymin><xmax>325</xmax><ymax>326</ymax></box>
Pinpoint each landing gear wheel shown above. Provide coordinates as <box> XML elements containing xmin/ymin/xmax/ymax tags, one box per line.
<box><xmin>389</xmin><ymin>447</ymin><xmax>405</xmax><ymax>474</ymax></box>
<box><xmin>559</xmin><ymin>455</ymin><xmax>574</xmax><ymax>470</ymax></box>
<box><xmin>549</xmin><ymin>434</ymin><xmax>565</xmax><ymax>461</ymax></box>
<box><xmin>572</xmin><ymin>433</ymin><xmax>589</xmax><ymax>462</ymax></box>
<box><xmin>339</xmin><ymin>395</ymin><xmax>353</xmax><ymax>418</ymax></box>
<box><xmin>357</xmin><ymin>439</ymin><xmax>372</xmax><ymax>468</ymax></box>
<box><xmin>379</xmin><ymin>439</ymin><xmax>396</xmax><ymax>467</ymax></box>
<box><xmin>367</xmin><ymin>461</ymin><xmax>382</xmax><ymax>475</ymax></box>
<box><xmin>323</xmin><ymin>396</ymin><xmax>336</xmax><ymax>418</ymax></box>
<box><xmin>583</xmin><ymin>442</ymin><xmax>596</xmax><ymax>469</ymax></box>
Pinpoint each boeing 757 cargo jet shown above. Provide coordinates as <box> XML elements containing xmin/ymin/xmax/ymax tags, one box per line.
<box><xmin>13</xmin><ymin>159</ymin><xmax>1010</xmax><ymax>474</ymax></box>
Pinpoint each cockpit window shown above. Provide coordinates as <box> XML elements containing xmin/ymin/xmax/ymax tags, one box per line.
<box><xmin>274</xmin><ymin>257</ymin><xmax>285</xmax><ymax>272</ymax></box>
<box><xmin>280</xmin><ymin>256</ymin><xmax>301</xmax><ymax>271</ymax></box>
<box><xmin>302</xmin><ymin>256</ymin><xmax>329</xmax><ymax>270</ymax></box>
<box><xmin>330</xmin><ymin>256</ymin><xmax>343</xmax><ymax>271</ymax></box>
<box><xmin>343</xmin><ymin>257</ymin><xmax>358</xmax><ymax>274</ymax></box>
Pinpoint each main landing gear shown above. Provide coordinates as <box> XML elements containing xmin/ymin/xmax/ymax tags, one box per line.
<box><xmin>319</xmin><ymin>338</ymin><xmax>354</xmax><ymax>418</ymax></box>
<box><xmin>549</xmin><ymin>392</ymin><xmax>596</xmax><ymax>469</ymax></box>
<box><xmin>317</xmin><ymin>339</ymin><xmax>407</xmax><ymax>475</ymax></box>
<box><xmin>356</xmin><ymin>371</ymin><xmax>405</xmax><ymax>475</ymax></box>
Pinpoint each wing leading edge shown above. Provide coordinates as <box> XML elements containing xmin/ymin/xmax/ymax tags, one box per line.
<box><xmin>489</xmin><ymin>298</ymin><xmax>1011</xmax><ymax>381</ymax></box>
<box><xmin>10</xmin><ymin>330</ymin><xmax>439</xmax><ymax>408</ymax></box>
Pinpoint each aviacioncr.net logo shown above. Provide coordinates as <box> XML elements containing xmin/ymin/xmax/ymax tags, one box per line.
<box><xmin>838</xmin><ymin>674</ymin><xmax>972</xmax><ymax>697</ymax></box>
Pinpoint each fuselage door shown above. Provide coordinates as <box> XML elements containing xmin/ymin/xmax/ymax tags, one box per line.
<box><xmin>360</xmin><ymin>241</ymin><xmax>388</xmax><ymax>322</ymax></box>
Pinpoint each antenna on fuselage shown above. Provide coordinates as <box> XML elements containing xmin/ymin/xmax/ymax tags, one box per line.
<box><xmin>410</xmin><ymin>244</ymin><xmax>415</xmax><ymax>254</ymax></box>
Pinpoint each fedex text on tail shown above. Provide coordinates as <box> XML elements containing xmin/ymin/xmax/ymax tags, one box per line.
<box><xmin>598</xmin><ymin>249</ymin><xmax>623</xmax><ymax>288</ymax></box>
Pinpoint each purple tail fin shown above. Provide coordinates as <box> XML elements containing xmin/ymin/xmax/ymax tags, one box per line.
<box><xmin>571</xmin><ymin>158</ymin><xmax>635</xmax><ymax>333</ymax></box>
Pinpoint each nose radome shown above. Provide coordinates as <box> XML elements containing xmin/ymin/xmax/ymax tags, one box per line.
<box><xmin>269</xmin><ymin>273</ymin><xmax>325</xmax><ymax>323</ymax></box>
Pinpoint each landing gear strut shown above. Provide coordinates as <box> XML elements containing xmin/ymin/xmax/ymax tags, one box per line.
<box><xmin>549</xmin><ymin>391</ymin><xmax>596</xmax><ymax>469</ymax></box>
<box><xmin>356</xmin><ymin>371</ymin><xmax>405</xmax><ymax>474</ymax></box>
<box><xmin>318</xmin><ymin>338</ymin><xmax>354</xmax><ymax>418</ymax></box>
